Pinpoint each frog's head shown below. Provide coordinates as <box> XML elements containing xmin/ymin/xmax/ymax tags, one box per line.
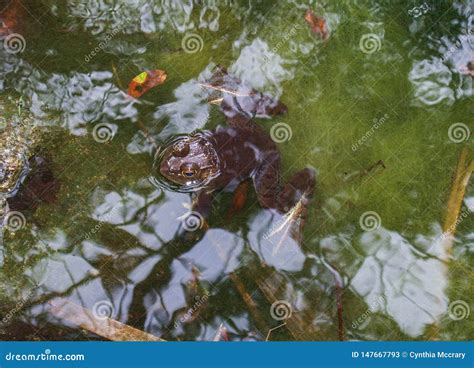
<box><xmin>155</xmin><ymin>133</ymin><xmax>221</xmax><ymax>192</ymax></box>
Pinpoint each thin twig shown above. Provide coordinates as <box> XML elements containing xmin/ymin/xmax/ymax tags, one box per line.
<box><xmin>198</xmin><ymin>83</ymin><xmax>251</xmax><ymax>97</ymax></box>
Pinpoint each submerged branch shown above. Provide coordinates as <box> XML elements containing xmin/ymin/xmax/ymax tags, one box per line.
<box><xmin>49</xmin><ymin>299</ymin><xmax>165</xmax><ymax>342</ymax></box>
<box><xmin>441</xmin><ymin>148</ymin><xmax>473</xmax><ymax>258</ymax></box>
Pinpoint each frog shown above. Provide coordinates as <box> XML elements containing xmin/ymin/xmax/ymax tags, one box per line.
<box><xmin>155</xmin><ymin>67</ymin><xmax>315</xmax><ymax>220</ymax></box>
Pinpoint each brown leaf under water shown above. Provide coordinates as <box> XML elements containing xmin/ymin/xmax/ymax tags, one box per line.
<box><xmin>0</xmin><ymin>0</ymin><xmax>26</xmax><ymax>36</ymax></box>
<box><xmin>127</xmin><ymin>69</ymin><xmax>167</xmax><ymax>98</ymax></box>
<box><xmin>304</xmin><ymin>8</ymin><xmax>329</xmax><ymax>41</ymax></box>
<box><xmin>226</xmin><ymin>180</ymin><xmax>250</xmax><ymax>221</ymax></box>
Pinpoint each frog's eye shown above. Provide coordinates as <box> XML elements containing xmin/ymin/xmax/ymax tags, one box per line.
<box><xmin>180</xmin><ymin>163</ymin><xmax>198</xmax><ymax>178</ymax></box>
<box><xmin>172</xmin><ymin>142</ymin><xmax>190</xmax><ymax>157</ymax></box>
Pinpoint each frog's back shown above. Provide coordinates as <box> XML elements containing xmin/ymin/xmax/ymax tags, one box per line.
<box><xmin>208</xmin><ymin>113</ymin><xmax>280</xmax><ymax>191</ymax></box>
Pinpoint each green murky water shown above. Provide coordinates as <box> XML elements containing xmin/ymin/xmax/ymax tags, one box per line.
<box><xmin>0</xmin><ymin>0</ymin><xmax>473</xmax><ymax>341</ymax></box>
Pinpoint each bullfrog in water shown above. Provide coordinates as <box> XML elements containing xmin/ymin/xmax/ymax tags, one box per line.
<box><xmin>155</xmin><ymin>68</ymin><xmax>315</xmax><ymax>221</ymax></box>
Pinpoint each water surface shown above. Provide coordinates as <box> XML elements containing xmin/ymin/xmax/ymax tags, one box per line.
<box><xmin>0</xmin><ymin>0</ymin><xmax>472</xmax><ymax>341</ymax></box>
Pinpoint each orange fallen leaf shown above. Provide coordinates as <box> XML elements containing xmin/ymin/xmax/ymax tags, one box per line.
<box><xmin>304</xmin><ymin>8</ymin><xmax>329</xmax><ymax>41</ymax></box>
<box><xmin>127</xmin><ymin>69</ymin><xmax>167</xmax><ymax>98</ymax></box>
<box><xmin>226</xmin><ymin>180</ymin><xmax>250</xmax><ymax>221</ymax></box>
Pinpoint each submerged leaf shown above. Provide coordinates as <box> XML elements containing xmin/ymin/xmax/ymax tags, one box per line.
<box><xmin>127</xmin><ymin>69</ymin><xmax>167</xmax><ymax>98</ymax></box>
<box><xmin>304</xmin><ymin>8</ymin><xmax>329</xmax><ymax>41</ymax></box>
